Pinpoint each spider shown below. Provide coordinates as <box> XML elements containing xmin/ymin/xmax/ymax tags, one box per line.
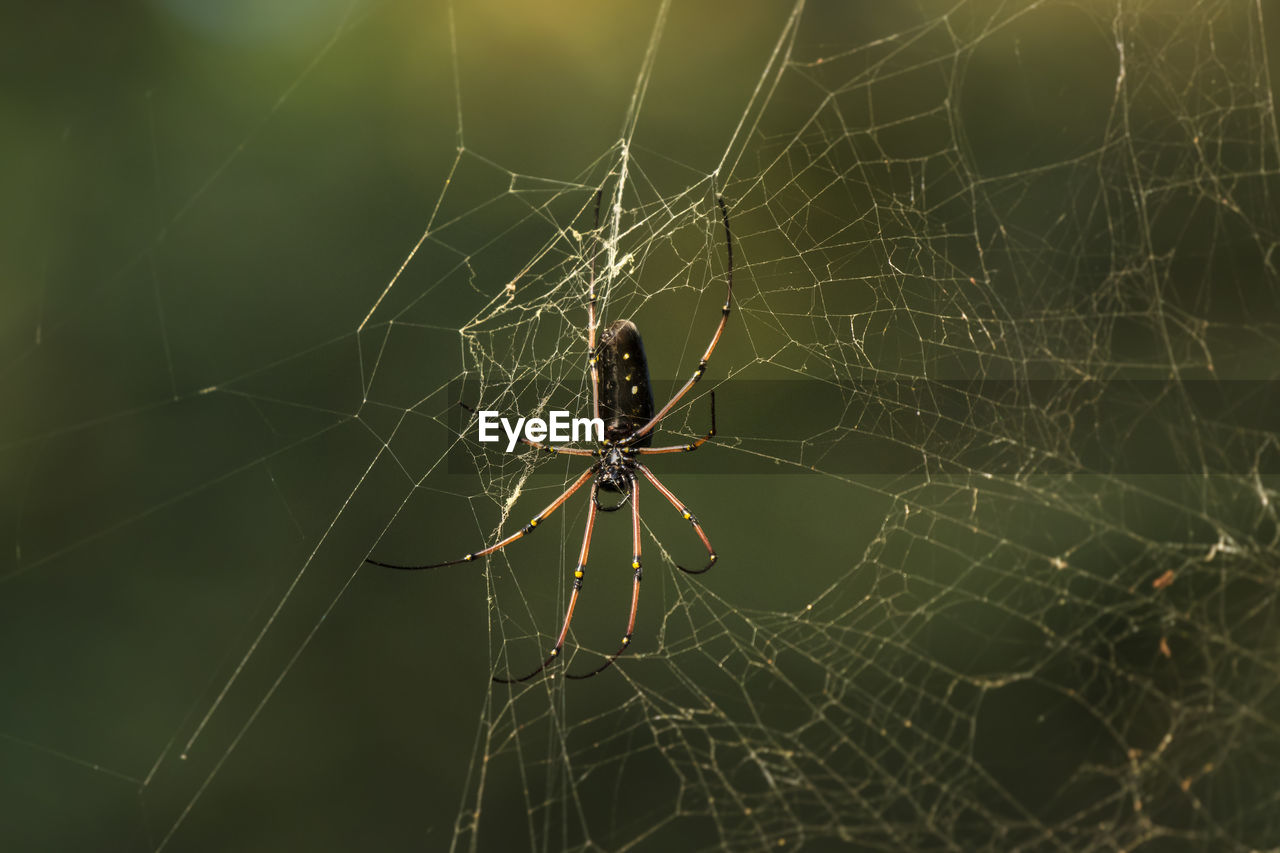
<box><xmin>367</xmin><ymin>193</ymin><xmax>733</xmax><ymax>682</ymax></box>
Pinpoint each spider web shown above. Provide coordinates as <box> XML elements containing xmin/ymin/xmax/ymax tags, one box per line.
<box><xmin>2</xmin><ymin>0</ymin><xmax>1279</xmax><ymax>850</ymax></box>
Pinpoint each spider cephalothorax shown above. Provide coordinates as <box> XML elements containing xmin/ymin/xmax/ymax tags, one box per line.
<box><xmin>367</xmin><ymin>193</ymin><xmax>733</xmax><ymax>682</ymax></box>
<box><xmin>595</xmin><ymin>446</ymin><xmax>636</xmax><ymax>499</ymax></box>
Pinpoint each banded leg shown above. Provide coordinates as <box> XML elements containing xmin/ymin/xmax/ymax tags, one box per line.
<box><xmin>568</xmin><ymin>474</ymin><xmax>642</xmax><ymax>679</ymax></box>
<box><xmin>637</xmin><ymin>392</ymin><xmax>716</xmax><ymax>455</ymax></box>
<box><xmin>626</xmin><ymin>197</ymin><xmax>733</xmax><ymax>445</ymax></box>
<box><xmin>587</xmin><ymin>189</ymin><xmax>603</xmax><ymax>421</ymax></box>
<box><xmin>365</xmin><ymin>464</ymin><xmax>597</xmax><ymax>570</ymax></box>
<box><xmin>495</xmin><ymin>482</ymin><xmax>601</xmax><ymax>683</ymax></box>
<box><xmin>636</xmin><ymin>463</ymin><xmax>717</xmax><ymax>574</ymax></box>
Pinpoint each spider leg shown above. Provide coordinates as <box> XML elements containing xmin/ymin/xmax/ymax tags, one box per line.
<box><xmin>625</xmin><ymin>197</ymin><xmax>733</xmax><ymax>446</ymax></box>
<box><xmin>636</xmin><ymin>391</ymin><xmax>716</xmax><ymax>455</ymax></box>
<box><xmin>587</xmin><ymin>189</ymin><xmax>603</xmax><ymax>422</ymax></box>
<box><xmin>364</xmin><ymin>464</ymin><xmax>597</xmax><ymax>570</ymax></box>
<box><xmin>459</xmin><ymin>401</ymin><xmax>595</xmax><ymax>457</ymax></box>
<box><xmin>636</xmin><ymin>463</ymin><xmax>717</xmax><ymax>574</ymax></box>
<box><xmin>495</xmin><ymin>482</ymin><xmax>601</xmax><ymax>683</ymax></box>
<box><xmin>568</xmin><ymin>474</ymin><xmax>642</xmax><ymax>679</ymax></box>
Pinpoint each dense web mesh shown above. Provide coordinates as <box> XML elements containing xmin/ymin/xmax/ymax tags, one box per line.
<box><xmin>2</xmin><ymin>0</ymin><xmax>1278</xmax><ymax>851</ymax></box>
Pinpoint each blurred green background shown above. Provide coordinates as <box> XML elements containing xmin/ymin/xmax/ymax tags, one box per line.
<box><xmin>2</xmin><ymin>1</ymin><xmax>1279</xmax><ymax>851</ymax></box>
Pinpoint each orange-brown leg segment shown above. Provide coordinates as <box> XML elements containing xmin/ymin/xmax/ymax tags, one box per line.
<box><xmin>494</xmin><ymin>482</ymin><xmax>601</xmax><ymax>683</ymax></box>
<box><xmin>366</xmin><ymin>465</ymin><xmax>597</xmax><ymax>571</ymax></box>
<box><xmin>626</xmin><ymin>197</ymin><xmax>733</xmax><ymax>445</ymax></box>
<box><xmin>636</xmin><ymin>463</ymin><xmax>717</xmax><ymax>574</ymax></box>
<box><xmin>637</xmin><ymin>392</ymin><xmax>716</xmax><ymax>455</ymax></box>
<box><xmin>587</xmin><ymin>190</ymin><xmax>603</xmax><ymax>421</ymax></box>
<box><xmin>568</xmin><ymin>474</ymin><xmax>643</xmax><ymax>679</ymax></box>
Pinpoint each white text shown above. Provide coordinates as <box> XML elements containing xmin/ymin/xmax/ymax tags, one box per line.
<box><xmin>477</xmin><ymin>410</ymin><xmax>604</xmax><ymax>452</ymax></box>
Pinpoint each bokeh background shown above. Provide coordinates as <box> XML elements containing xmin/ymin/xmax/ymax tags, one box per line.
<box><xmin>3</xmin><ymin>1</ymin><xmax>1279</xmax><ymax>851</ymax></box>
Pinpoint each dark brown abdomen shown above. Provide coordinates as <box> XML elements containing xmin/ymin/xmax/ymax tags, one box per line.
<box><xmin>597</xmin><ymin>319</ymin><xmax>654</xmax><ymax>446</ymax></box>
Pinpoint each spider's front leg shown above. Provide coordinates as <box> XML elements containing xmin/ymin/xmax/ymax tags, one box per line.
<box><xmin>634</xmin><ymin>391</ymin><xmax>716</xmax><ymax>455</ymax></box>
<box><xmin>625</xmin><ymin>196</ymin><xmax>733</xmax><ymax>446</ymax></box>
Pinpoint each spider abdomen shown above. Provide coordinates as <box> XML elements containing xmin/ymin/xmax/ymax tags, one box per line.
<box><xmin>597</xmin><ymin>319</ymin><xmax>655</xmax><ymax>447</ymax></box>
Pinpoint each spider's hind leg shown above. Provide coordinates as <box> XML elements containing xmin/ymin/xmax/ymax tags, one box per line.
<box><xmin>366</xmin><ymin>464</ymin><xmax>597</xmax><ymax>571</ymax></box>
<box><xmin>494</xmin><ymin>483</ymin><xmax>601</xmax><ymax>683</ymax></box>
<box><xmin>635</xmin><ymin>462</ymin><xmax>717</xmax><ymax>575</ymax></box>
<box><xmin>568</xmin><ymin>474</ymin><xmax>643</xmax><ymax>679</ymax></box>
